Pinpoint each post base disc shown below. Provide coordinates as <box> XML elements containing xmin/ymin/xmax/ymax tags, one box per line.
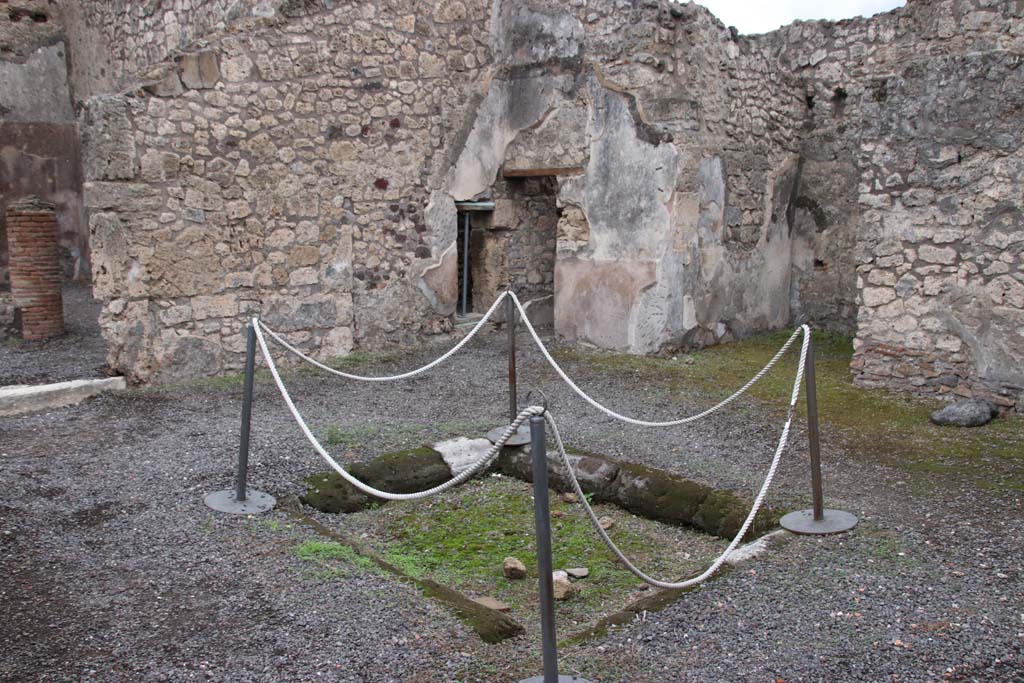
<box><xmin>486</xmin><ymin>422</ymin><xmax>531</xmax><ymax>446</ymax></box>
<box><xmin>518</xmin><ymin>677</ymin><xmax>593</xmax><ymax>682</ymax></box>
<box><xmin>780</xmin><ymin>508</ymin><xmax>858</xmax><ymax>535</ymax></box>
<box><xmin>204</xmin><ymin>489</ymin><xmax>276</xmax><ymax>515</ymax></box>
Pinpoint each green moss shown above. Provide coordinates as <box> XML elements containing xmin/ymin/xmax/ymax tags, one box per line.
<box><xmin>356</xmin><ymin>476</ymin><xmax>725</xmax><ymax>634</ymax></box>
<box><xmin>555</xmin><ymin>331</ymin><xmax>1024</xmax><ymax>492</ymax></box>
<box><xmin>295</xmin><ymin>539</ymin><xmax>376</xmax><ymax>572</ymax></box>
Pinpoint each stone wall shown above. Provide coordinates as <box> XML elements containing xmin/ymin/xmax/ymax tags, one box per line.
<box><xmin>81</xmin><ymin>0</ymin><xmax>492</xmax><ymax>382</ymax></box>
<box><xmin>773</xmin><ymin>0</ymin><xmax>1024</xmax><ymax>409</ymax></box>
<box><xmin>451</xmin><ymin>0</ymin><xmax>813</xmax><ymax>352</ymax></box>
<box><xmin>61</xmin><ymin>0</ymin><xmax>1024</xmax><ymax>411</ymax></box>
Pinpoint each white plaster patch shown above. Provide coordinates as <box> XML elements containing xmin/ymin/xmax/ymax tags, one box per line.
<box><xmin>433</xmin><ymin>437</ymin><xmax>494</xmax><ymax>476</ymax></box>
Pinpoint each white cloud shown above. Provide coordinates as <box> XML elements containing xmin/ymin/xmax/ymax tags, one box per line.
<box><xmin>691</xmin><ymin>0</ymin><xmax>906</xmax><ymax>35</ymax></box>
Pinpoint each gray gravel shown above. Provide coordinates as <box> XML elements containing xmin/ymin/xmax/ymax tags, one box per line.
<box><xmin>0</xmin><ymin>283</ymin><xmax>109</xmax><ymax>386</ymax></box>
<box><xmin>1</xmin><ymin>324</ymin><xmax>1021</xmax><ymax>682</ymax></box>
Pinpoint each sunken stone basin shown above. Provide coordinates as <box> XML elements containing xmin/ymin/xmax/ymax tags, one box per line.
<box><xmin>303</xmin><ymin>444</ymin><xmax>776</xmax><ymax>540</ymax></box>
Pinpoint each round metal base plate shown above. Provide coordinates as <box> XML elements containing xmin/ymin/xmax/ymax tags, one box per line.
<box><xmin>780</xmin><ymin>508</ymin><xmax>858</xmax><ymax>535</ymax></box>
<box><xmin>518</xmin><ymin>677</ymin><xmax>593</xmax><ymax>682</ymax></box>
<box><xmin>204</xmin><ymin>489</ymin><xmax>276</xmax><ymax>515</ymax></box>
<box><xmin>486</xmin><ymin>422</ymin><xmax>532</xmax><ymax>446</ymax></box>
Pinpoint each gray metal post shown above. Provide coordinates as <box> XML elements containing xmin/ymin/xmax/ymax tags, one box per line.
<box><xmin>804</xmin><ymin>338</ymin><xmax>825</xmax><ymax>521</ymax></box>
<box><xmin>204</xmin><ymin>321</ymin><xmax>276</xmax><ymax>515</ymax></box>
<box><xmin>460</xmin><ymin>212</ymin><xmax>470</xmax><ymax>316</ymax></box>
<box><xmin>508</xmin><ymin>293</ymin><xmax>518</xmax><ymax>423</ymax></box>
<box><xmin>235</xmin><ymin>322</ymin><xmax>257</xmax><ymax>501</ymax></box>
<box><xmin>780</xmin><ymin>329</ymin><xmax>858</xmax><ymax>535</ymax></box>
<box><xmin>518</xmin><ymin>415</ymin><xmax>592</xmax><ymax>683</ymax></box>
<box><xmin>485</xmin><ymin>290</ymin><xmax>529</xmax><ymax>446</ymax></box>
<box><xmin>530</xmin><ymin>415</ymin><xmax>559</xmax><ymax>683</ymax></box>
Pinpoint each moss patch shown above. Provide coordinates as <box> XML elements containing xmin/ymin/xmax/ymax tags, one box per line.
<box><xmin>302</xmin><ymin>446</ymin><xmax>451</xmax><ymax>513</ymax></box>
<box><xmin>346</xmin><ymin>475</ymin><xmax>727</xmax><ymax>638</ymax></box>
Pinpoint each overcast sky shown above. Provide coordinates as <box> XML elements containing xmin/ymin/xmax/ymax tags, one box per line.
<box><xmin>693</xmin><ymin>0</ymin><xmax>906</xmax><ymax>35</ymax></box>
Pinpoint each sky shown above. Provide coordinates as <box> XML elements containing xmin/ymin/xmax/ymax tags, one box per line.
<box><xmin>692</xmin><ymin>0</ymin><xmax>906</xmax><ymax>35</ymax></box>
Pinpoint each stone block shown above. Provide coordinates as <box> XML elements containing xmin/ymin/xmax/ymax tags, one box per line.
<box><xmin>179</xmin><ymin>51</ymin><xmax>220</xmax><ymax>89</ymax></box>
<box><xmin>81</xmin><ymin>96</ymin><xmax>138</xmax><ymax>181</ymax></box>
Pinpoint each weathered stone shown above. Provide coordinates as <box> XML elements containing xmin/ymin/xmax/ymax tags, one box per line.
<box><xmin>597</xmin><ymin>516</ymin><xmax>614</xmax><ymax>531</ymax></box>
<box><xmin>348</xmin><ymin>447</ymin><xmax>451</xmax><ymax>496</ymax></box>
<box><xmin>930</xmin><ymin>400</ymin><xmax>998</xmax><ymax>428</ymax></box>
<box><xmin>564</xmin><ymin>567</ymin><xmax>589</xmax><ymax>579</ymax></box>
<box><xmin>179</xmin><ymin>51</ymin><xmax>220</xmax><ymax>89</ymax></box>
<box><xmin>434</xmin><ymin>437</ymin><xmax>494</xmax><ymax>477</ymax></box>
<box><xmin>552</xmin><ymin>571</ymin><xmax>575</xmax><ymax>600</ymax></box>
<box><xmin>502</xmin><ymin>556</ymin><xmax>527</xmax><ymax>580</ymax></box>
<box><xmin>301</xmin><ymin>471</ymin><xmax>370</xmax><ymax>514</ymax></box>
<box><xmin>80</xmin><ymin>97</ymin><xmax>137</xmax><ymax>181</ymax></box>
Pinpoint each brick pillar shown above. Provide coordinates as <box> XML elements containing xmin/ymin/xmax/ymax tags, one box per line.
<box><xmin>6</xmin><ymin>197</ymin><xmax>64</xmax><ymax>340</ymax></box>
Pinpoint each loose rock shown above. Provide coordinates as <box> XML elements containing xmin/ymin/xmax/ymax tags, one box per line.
<box><xmin>560</xmin><ymin>492</ymin><xmax>579</xmax><ymax>504</ymax></box>
<box><xmin>503</xmin><ymin>556</ymin><xmax>527</xmax><ymax>580</ymax></box>
<box><xmin>552</xmin><ymin>571</ymin><xmax>575</xmax><ymax>600</ymax></box>
<box><xmin>598</xmin><ymin>515</ymin><xmax>615</xmax><ymax>530</ymax></box>
<box><xmin>930</xmin><ymin>399</ymin><xmax>998</xmax><ymax>427</ymax></box>
<box><xmin>565</xmin><ymin>567</ymin><xmax>589</xmax><ymax>579</ymax></box>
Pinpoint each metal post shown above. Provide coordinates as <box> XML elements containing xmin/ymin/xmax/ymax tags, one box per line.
<box><xmin>804</xmin><ymin>338</ymin><xmax>825</xmax><ymax>521</ymax></box>
<box><xmin>204</xmin><ymin>321</ymin><xmax>276</xmax><ymax>515</ymax></box>
<box><xmin>518</xmin><ymin>415</ymin><xmax>592</xmax><ymax>683</ymax></box>
<box><xmin>235</xmin><ymin>322</ymin><xmax>257</xmax><ymax>501</ymax></box>
<box><xmin>780</xmin><ymin>329</ymin><xmax>858</xmax><ymax>535</ymax></box>
<box><xmin>460</xmin><ymin>212</ymin><xmax>470</xmax><ymax>316</ymax></box>
<box><xmin>507</xmin><ymin>293</ymin><xmax>518</xmax><ymax>423</ymax></box>
<box><xmin>531</xmin><ymin>415</ymin><xmax>559</xmax><ymax>683</ymax></box>
<box><xmin>485</xmin><ymin>290</ymin><xmax>529</xmax><ymax>446</ymax></box>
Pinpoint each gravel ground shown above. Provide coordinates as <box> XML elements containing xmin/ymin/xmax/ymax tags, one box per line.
<box><xmin>0</xmin><ymin>283</ymin><xmax>109</xmax><ymax>386</ymax></box>
<box><xmin>1</xmin><ymin>324</ymin><xmax>1021</xmax><ymax>682</ymax></box>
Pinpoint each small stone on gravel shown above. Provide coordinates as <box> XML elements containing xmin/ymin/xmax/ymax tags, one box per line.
<box><xmin>503</xmin><ymin>556</ymin><xmax>527</xmax><ymax>580</ymax></box>
<box><xmin>560</xmin><ymin>492</ymin><xmax>579</xmax><ymax>503</ymax></box>
<box><xmin>552</xmin><ymin>571</ymin><xmax>575</xmax><ymax>600</ymax></box>
<box><xmin>598</xmin><ymin>515</ymin><xmax>614</xmax><ymax>530</ymax></box>
<box><xmin>930</xmin><ymin>399</ymin><xmax>998</xmax><ymax>427</ymax></box>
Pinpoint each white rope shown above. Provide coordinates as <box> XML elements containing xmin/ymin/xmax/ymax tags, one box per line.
<box><xmin>254</xmin><ymin>315</ymin><xmax>543</xmax><ymax>501</ymax></box>
<box><xmin>541</xmin><ymin>325</ymin><xmax>810</xmax><ymax>589</ymax></box>
<box><xmin>510</xmin><ymin>290</ymin><xmax>808</xmax><ymax>428</ymax></box>
<box><xmin>256</xmin><ymin>290</ymin><xmax>509</xmax><ymax>382</ymax></box>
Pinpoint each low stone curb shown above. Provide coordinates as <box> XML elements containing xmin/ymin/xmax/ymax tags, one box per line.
<box><xmin>0</xmin><ymin>377</ymin><xmax>127</xmax><ymax>417</ymax></box>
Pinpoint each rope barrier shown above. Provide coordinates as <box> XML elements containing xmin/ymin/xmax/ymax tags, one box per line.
<box><xmin>541</xmin><ymin>323</ymin><xmax>810</xmax><ymax>589</ymax></box>
<box><xmin>509</xmin><ymin>290</ymin><xmax>808</xmax><ymax>428</ymax></box>
<box><xmin>254</xmin><ymin>314</ymin><xmax>543</xmax><ymax>500</ymax></box>
<box><xmin>256</xmin><ymin>289</ymin><xmax>509</xmax><ymax>382</ymax></box>
<box><xmin>249</xmin><ymin>289</ymin><xmax>813</xmax><ymax>588</ymax></box>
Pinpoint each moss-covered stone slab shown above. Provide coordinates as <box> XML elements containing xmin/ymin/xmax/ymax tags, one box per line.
<box><xmin>301</xmin><ymin>471</ymin><xmax>369</xmax><ymax>513</ymax></box>
<box><xmin>496</xmin><ymin>446</ymin><xmax>620</xmax><ymax>499</ymax></box>
<box><xmin>496</xmin><ymin>446</ymin><xmax>774</xmax><ymax>540</ymax></box>
<box><xmin>613</xmin><ymin>461</ymin><xmax>713</xmax><ymax>527</ymax></box>
<box><xmin>302</xmin><ymin>446</ymin><xmax>451</xmax><ymax>513</ymax></box>
<box><xmin>349</xmin><ymin>446</ymin><xmax>451</xmax><ymax>494</ymax></box>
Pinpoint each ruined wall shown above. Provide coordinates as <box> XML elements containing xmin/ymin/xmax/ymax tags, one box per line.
<box><xmin>852</xmin><ymin>54</ymin><xmax>1024</xmax><ymax>409</ymax></box>
<box><xmin>61</xmin><ymin>0</ymin><xmax>1024</xmax><ymax>410</ymax></box>
<box><xmin>451</xmin><ymin>0</ymin><xmax>812</xmax><ymax>352</ymax></box>
<box><xmin>81</xmin><ymin>0</ymin><xmax>492</xmax><ymax>382</ymax></box>
<box><xmin>772</xmin><ymin>0</ymin><xmax>1024</xmax><ymax>409</ymax></box>
<box><xmin>0</xmin><ymin>0</ymin><xmax>87</xmax><ymax>285</ymax></box>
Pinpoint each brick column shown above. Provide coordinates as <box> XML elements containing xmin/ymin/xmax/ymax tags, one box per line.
<box><xmin>6</xmin><ymin>197</ymin><xmax>64</xmax><ymax>340</ymax></box>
